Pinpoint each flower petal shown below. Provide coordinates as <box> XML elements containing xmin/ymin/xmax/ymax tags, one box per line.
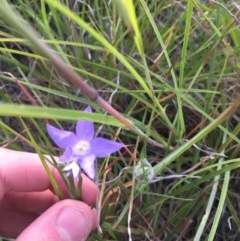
<box><xmin>46</xmin><ymin>124</ymin><xmax>77</xmax><ymax>149</ymax></box>
<box><xmin>76</xmin><ymin>106</ymin><xmax>94</xmax><ymax>141</ymax></box>
<box><xmin>63</xmin><ymin>162</ymin><xmax>81</xmax><ymax>179</ymax></box>
<box><xmin>91</xmin><ymin>137</ymin><xmax>124</xmax><ymax>157</ymax></box>
<box><xmin>84</xmin><ymin>106</ymin><xmax>92</xmax><ymax>113</ymax></box>
<box><xmin>59</xmin><ymin>147</ymin><xmax>74</xmax><ymax>162</ymax></box>
<box><xmin>76</xmin><ymin>121</ymin><xmax>94</xmax><ymax>141</ymax></box>
<box><xmin>78</xmin><ymin>154</ymin><xmax>96</xmax><ymax>180</ymax></box>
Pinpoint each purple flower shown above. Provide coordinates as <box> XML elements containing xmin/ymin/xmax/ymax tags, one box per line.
<box><xmin>46</xmin><ymin>106</ymin><xmax>124</xmax><ymax>180</ymax></box>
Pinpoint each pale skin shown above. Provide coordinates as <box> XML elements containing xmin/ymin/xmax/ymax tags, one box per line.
<box><xmin>0</xmin><ymin>148</ymin><xmax>99</xmax><ymax>241</ymax></box>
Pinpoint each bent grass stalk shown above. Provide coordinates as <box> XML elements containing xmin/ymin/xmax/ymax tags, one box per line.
<box><xmin>0</xmin><ymin>0</ymin><xmax>163</xmax><ymax>148</ymax></box>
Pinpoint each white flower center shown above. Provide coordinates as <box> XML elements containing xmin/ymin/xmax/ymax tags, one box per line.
<box><xmin>73</xmin><ymin>140</ymin><xmax>90</xmax><ymax>156</ymax></box>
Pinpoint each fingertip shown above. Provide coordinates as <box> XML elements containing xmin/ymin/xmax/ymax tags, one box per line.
<box><xmin>81</xmin><ymin>174</ymin><xmax>99</xmax><ymax>205</ymax></box>
<box><xmin>16</xmin><ymin>200</ymin><xmax>98</xmax><ymax>241</ymax></box>
<box><xmin>55</xmin><ymin>202</ymin><xmax>97</xmax><ymax>241</ymax></box>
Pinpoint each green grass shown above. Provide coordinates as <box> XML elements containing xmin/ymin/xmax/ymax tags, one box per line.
<box><xmin>0</xmin><ymin>0</ymin><xmax>240</xmax><ymax>240</ymax></box>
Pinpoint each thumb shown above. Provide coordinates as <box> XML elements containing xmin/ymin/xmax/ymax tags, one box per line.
<box><xmin>16</xmin><ymin>199</ymin><xmax>97</xmax><ymax>241</ymax></box>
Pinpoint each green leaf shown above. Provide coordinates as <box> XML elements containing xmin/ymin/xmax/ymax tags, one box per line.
<box><xmin>0</xmin><ymin>104</ymin><xmax>125</xmax><ymax>127</ymax></box>
<box><xmin>113</xmin><ymin>0</ymin><xmax>144</xmax><ymax>56</ymax></box>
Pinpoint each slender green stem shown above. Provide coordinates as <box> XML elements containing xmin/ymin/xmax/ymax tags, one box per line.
<box><xmin>154</xmin><ymin>97</ymin><xmax>240</xmax><ymax>175</ymax></box>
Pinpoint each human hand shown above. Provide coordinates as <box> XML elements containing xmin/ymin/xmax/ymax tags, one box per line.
<box><xmin>0</xmin><ymin>148</ymin><xmax>99</xmax><ymax>241</ymax></box>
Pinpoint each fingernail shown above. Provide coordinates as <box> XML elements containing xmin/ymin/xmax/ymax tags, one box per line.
<box><xmin>56</xmin><ymin>207</ymin><xmax>91</xmax><ymax>241</ymax></box>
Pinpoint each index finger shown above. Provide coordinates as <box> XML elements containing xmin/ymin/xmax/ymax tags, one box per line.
<box><xmin>0</xmin><ymin>148</ymin><xmax>98</xmax><ymax>205</ymax></box>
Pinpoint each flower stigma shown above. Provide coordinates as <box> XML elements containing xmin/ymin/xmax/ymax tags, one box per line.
<box><xmin>73</xmin><ymin>140</ymin><xmax>90</xmax><ymax>156</ymax></box>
